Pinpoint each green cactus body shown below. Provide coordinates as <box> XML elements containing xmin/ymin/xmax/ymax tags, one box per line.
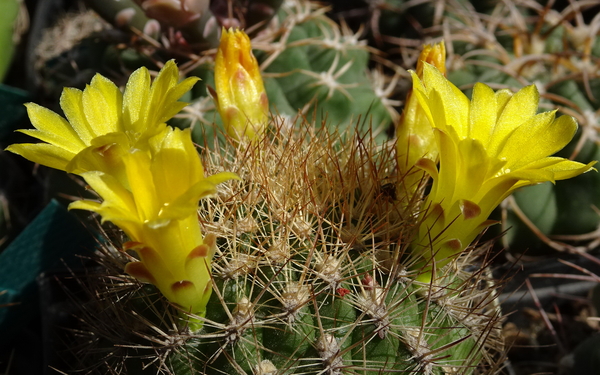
<box><xmin>145</xmin><ymin>122</ymin><xmax>505</xmax><ymax>375</ymax></box>
<box><xmin>65</xmin><ymin>92</ymin><xmax>504</xmax><ymax>375</ymax></box>
<box><xmin>71</xmin><ymin>122</ymin><xmax>501</xmax><ymax>375</ymax></box>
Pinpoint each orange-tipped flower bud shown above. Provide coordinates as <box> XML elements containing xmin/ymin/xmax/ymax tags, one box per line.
<box><xmin>415</xmin><ymin>41</ymin><xmax>446</xmax><ymax>77</ymax></box>
<box><xmin>213</xmin><ymin>28</ymin><xmax>269</xmax><ymax>141</ymax></box>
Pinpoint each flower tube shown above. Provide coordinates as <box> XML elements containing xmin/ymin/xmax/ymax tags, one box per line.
<box><xmin>70</xmin><ymin>127</ymin><xmax>238</xmax><ymax>327</ymax></box>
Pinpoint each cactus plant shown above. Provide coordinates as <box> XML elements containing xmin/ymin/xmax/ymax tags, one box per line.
<box><xmin>18</xmin><ymin>40</ymin><xmax>589</xmax><ymax>374</ymax></box>
<box><xmin>6</xmin><ymin>35</ymin><xmax>517</xmax><ymax>374</ymax></box>
<box><xmin>66</xmin><ymin>119</ymin><xmax>507</xmax><ymax>375</ymax></box>
<box><xmin>8</xmin><ymin>0</ymin><xmax>600</xmax><ymax>374</ymax></box>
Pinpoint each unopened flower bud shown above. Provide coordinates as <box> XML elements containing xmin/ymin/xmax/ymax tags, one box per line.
<box><xmin>212</xmin><ymin>28</ymin><xmax>269</xmax><ymax>141</ymax></box>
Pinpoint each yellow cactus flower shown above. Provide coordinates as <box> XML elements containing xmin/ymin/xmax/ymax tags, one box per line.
<box><xmin>411</xmin><ymin>64</ymin><xmax>596</xmax><ymax>283</ymax></box>
<box><xmin>213</xmin><ymin>28</ymin><xmax>269</xmax><ymax>141</ymax></box>
<box><xmin>7</xmin><ymin>60</ymin><xmax>239</xmax><ymax>329</ymax></box>
<box><xmin>396</xmin><ymin>41</ymin><xmax>446</xmax><ymax>196</ymax></box>
<box><xmin>70</xmin><ymin>127</ymin><xmax>238</xmax><ymax>326</ymax></box>
<box><xmin>6</xmin><ymin>60</ymin><xmax>198</xmax><ymax>179</ymax></box>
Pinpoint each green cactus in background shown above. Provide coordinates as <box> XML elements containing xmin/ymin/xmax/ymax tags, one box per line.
<box><xmin>34</xmin><ymin>0</ymin><xmax>396</xmax><ymax>146</ymax></box>
<box><xmin>175</xmin><ymin>0</ymin><xmax>396</xmax><ymax>146</ymax></box>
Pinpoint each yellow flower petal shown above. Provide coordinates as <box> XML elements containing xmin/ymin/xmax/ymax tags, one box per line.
<box><xmin>122</xmin><ymin>66</ymin><xmax>151</xmax><ymax>135</ymax></box>
<box><xmin>421</xmin><ymin>64</ymin><xmax>470</xmax><ymax>136</ymax></box>
<box><xmin>160</xmin><ymin>76</ymin><xmax>200</xmax><ymax>123</ymax></box>
<box><xmin>431</xmin><ymin>128</ymin><xmax>458</xmax><ymax>200</ymax></box>
<box><xmin>23</xmin><ymin>103</ymin><xmax>85</xmax><ymax>152</ymax></box>
<box><xmin>82</xmin><ymin>75</ymin><xmax>123</xmax><ymax>135</ymax></box>
<box><xmin>499</xmin><ymin>113</ymin><xmax>577</xmax><ymax>169</ymax></box>
<box><xmin>77</xmin><ymin>171</ymin><xmax>138</xmax><ymax>218</ymax></box>
<box><xmin>122</xmin><ymin>150</ymin><xmax>159</xmax><ymax>221</ymax></box>
<box><xmin>5</xmin><ymin>143</ymin><xmax>74</xmax><ymax>171</ymax></box>
<box><xmin>60</xmin><ymin>87</ymin><xmax>95</xmax><ymax>143</ymax></box>
<box><xmin>455</xmin><ymin>137</ymin><xmax>489</xmax><ymax>199</ymax></box>
<box><xmin>468</xmin><ymin>83</ymin><xmax>496</xmax><ymax>144</ymax></box>
<box><xmin>68</xmin><ymin>199</ymin><xmax>102</xmax><ymax>212</ymax></box>
<box><xmin>65</xmin><ymin>132</ymin><xmax>130</xmax><ymax>176</ymax></box>
<box><xmin>488</xmin><ymin>85</ymin><xmax>539</xmax><ymax>154</ymax></box>
<box><xmin>146</xmin><ymin>60</ymin><xmax>200</xmax><ymax>128</ymax></box>
<box><xmin>151</xmin><ymin>128</ymin><xmax>203</xmax><ymax>203</ymax></box>
<box><xmin>514</xmin><ymin>158</ymin><xmax>596</xmax><ymax>181</ymax></box>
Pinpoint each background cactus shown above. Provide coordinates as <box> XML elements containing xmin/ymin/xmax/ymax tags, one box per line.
<box><xmin>176</xmin><ymin>0</ymin><xmax>397</xmax><ymax>146</ymax></box>
<box><xmin>30</xmin><ymin>0</ymin><xmax>397</xmax><ymax>146</ymax></box>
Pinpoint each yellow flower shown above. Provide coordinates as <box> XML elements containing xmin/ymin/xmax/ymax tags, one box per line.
<box><xmin>212</xmin><ymin>28</ymin><xmax>269</xmax><ymax>141</ymax></box>
<box><xmin>7</xmin><ymin>60</ymin><xmax>239</xmax><ymax>328</ymax></box>
<box><xmin>396</xmin><ymin>41</ymin><xmax>446</xmax><ymax>196</ymax></box>
<box><xmin>411</xmin><ymin>64</ymin><xmax>595</xmax><ymax>283</ymax></box>
<box><xmin>70</xmin><ymin>127</ymin><xmax>238</xmax><ymax>324</ymax></box>
<box><xmin>6</xmin><ymin>60</ymin><xmax>198</xmax><ymax>179</ymax></box>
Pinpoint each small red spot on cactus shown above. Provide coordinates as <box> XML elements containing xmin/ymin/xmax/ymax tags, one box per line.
<box><xmin>173</xmin><ymin>31</ymin><xmax>189</xmax><ymax>48</ymax></box>
<box><xmin>361</xmin><ymin>274</ymin><xmax>377</xmax><ymax>289</ymax></box>
<box><xmin>337</xmin><ymin>288</ymin><xmax>351</xmax><ymax>297</ymax></box>
<box><xmin>172</xmin><ymin>280</ymin><xmax>195</xmax><ymax>293</ymax></box>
